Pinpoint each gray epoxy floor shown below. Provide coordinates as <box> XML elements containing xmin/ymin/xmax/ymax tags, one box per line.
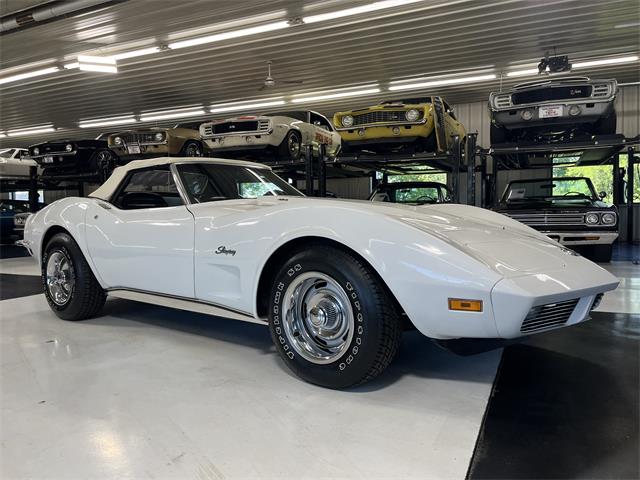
<box><xmin>0</xmin><ymin>257</ymin><xmax>634</xmax><ymax>479</ymax></box>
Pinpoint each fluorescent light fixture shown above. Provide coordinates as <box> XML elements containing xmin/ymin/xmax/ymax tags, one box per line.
<box><xmin>507</xmin><ymin>68</ymin><xmax>539</xmax><ymax>77</ymax></box>
<box><xmin>168</xmin><ymin>20</ymin><xmax>289</xmax><ymax>49</ymax></box>
<box><xmin>78</xmin><ymin>55</ymin><xmax>118</xmax><ymax>73</ymax></box>
<box><xmin>77</xmin><ymin>55</ymin><xmax>116</xmax><ymax>65</ymax></box>
<box><xmin>0</xmin><ymin>66</ymin><xmax>60</xmax><ymax>85</ymax></box>
<box><xmin>63</xmin><ymin>62</ymin><xmax>80</xmax><ymax>69</ymax></box>
<box><xmin>291</xmin><ymin>86</ymin><xmax>381</xmax><ymax>103</ymax></box>
<box><xmin>79</xmin><ymin>115</ymin><xmax>137</xmax><ymax>128</ymax></box>
<box><xmin>210</xmin><ymin>98</ymin><xmax>286</xmax><ymax>113</ymax></box>
<box><xmin>0</xmin><ymin>133</ymin><xmax>6</xmax><ymax>138</ymax></box>
<box><xmin>113</xmin><ymin>47</ymin><xmax>161</xmax><ymax>60</ymax></box>
<box><xmin>388</xmin><ymin>74</ymin><xmax>496</xmax><ymax>91</ymax></box>
<box><xmin>573</xmin><ymin>55</ymin><xmax>638</xmax><ymax>68</ymax></box>
<box><xmin>7</xmin><ymin>125</ymin><xmax>56</xmax><ymax>137</ymax></box>
<box><xmin>140</xmin><ymin>107</ymin><xmax>206</xmax><ymax>122</ymax></box>
<box><xmin>303</xmin><ymin>0</ymin><xmax>424</xmax><ymax>23</ymax></box>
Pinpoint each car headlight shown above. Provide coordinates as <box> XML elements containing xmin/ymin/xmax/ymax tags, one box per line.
<box><xmin>341</xmin><ymin>115</ymin><xmax>354</xmax><ymax>128</ymax></box>
<box><xmin>154</xmin><ymin>132</ymin><xmax>165</xmax><ymax>142</ymax></box>
<box><xmin>601</xmin><ymin>212</ymin><xmax>616</xmax><ymax>225</ymax></box>
<box><xmin>585</xmin><ymin>213</ymin><xmax>600</xmax><ymax>225</ymax></box>
<box><xmin>33</xmin><ymin>148</ymin><xmax>39</xmax><ymax>155</ymax></box>
<box><xmin>521</xmin><ymin>110</ymin><xmax>534</xmax><ymax>121</ymax></box>
<box><xmin>405</xmin><ymin>109</ymin><xmax>420</xmax><ymax>122</ymax></box>
<box><xmin>114</xmin><ymin>137</ymin><xmax>122</xmax><ymax>146</ymax></box>
<box><xmin>65</xmin><ymin>144</ymin><xmax>73</xmax><ymax>152</ymax></box>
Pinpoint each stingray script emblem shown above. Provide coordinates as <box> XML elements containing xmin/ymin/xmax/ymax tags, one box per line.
<box><xmin>215</xmin><ymin>246</ymin><xmax>236</xmax><ymax>256</ymax></box>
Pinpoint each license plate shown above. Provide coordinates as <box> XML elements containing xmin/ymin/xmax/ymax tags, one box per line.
<box><xmin>539</xmin><ymin>105</ymin><xmax>563</xmax><ymax>118</ymax></box>
<box><xmin>127</xmin><ymin>145</ymin><xmax>141</xmax><ymax>155</ymax></box>
<box><xmin>43</xmin><ymin>156</ymin><xmax>54</xmax><ymax>163</ymax></box>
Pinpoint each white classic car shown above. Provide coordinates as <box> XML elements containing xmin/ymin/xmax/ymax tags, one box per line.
<box><xmin>19</xmin><ymin>157</ymin><xmax>618</xmax><ymax>388</ymax></box>
<box><xmin>200</xmin><ymin>110</ymin><xmax>341</xmax><ymax>161</ymax></box>
<box><xmin>0</xmin><ymin>147</ymin><xmax>39</xmax><ymax>181</ymax></box>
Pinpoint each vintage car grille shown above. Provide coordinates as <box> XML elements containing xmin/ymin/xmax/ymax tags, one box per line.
<box><xmin>351</xmin><ymin>110</ymin><xmax>422</xmax><ymax>126</ymax></box>
<box><xmin>203</xmin><ymin>119</ymin><xmax>270</xmax><ymax>136</ymax></box>
<box><xmin>120</xmin><ymin>132</ymin><xmax>164</xmax><ymax>144</ymax></box>
<box><xmin>512</xmin><ymin>85</ymin><xmax>593</xmax><ymax>105</ymax></box>
<box><xmin>591</xmin><ymin>83</ymin><xmax>612</xmax><ymax>97</ymax></box>
<box><xmin>33</xmin><ymin>143</ymin><xmax>70</xmax><ymax>155</ymax></box>
<box><xmin>591</xmin><ymin>293</ymin><xmax>604</xmax><ymax>310</ymax></box>
<box><xmin>494</xmin><ymin>95</ymin><xmax>512</xmax><ymax>108</ymax></box>
<box><xmin>521</xmin><ymin>298</ymin><xmax>579</xmax><ymax>334</ymax></box>
<box><xmin>503</xmin><ymin>212</ymin><xmax>585</xmax><ymax>226</ymax></box>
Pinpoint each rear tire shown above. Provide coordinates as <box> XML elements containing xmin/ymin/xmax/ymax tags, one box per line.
<box><xmin>181</xmin><ymin>141</ymin><xmax>203</xmax><ymax>157</ymax></box>
<box><xmin>268</xmin><ymin>245</ymin><xmax>402</xmax><ymax>389</ymax></box>
<box><xmin>42</xmin><ymin>232</ymin><xmax>106</xmax><ymax>321</ymax></box>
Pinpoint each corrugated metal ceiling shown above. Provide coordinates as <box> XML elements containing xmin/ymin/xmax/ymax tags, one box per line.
<box><xmin>1</xmin><ymin>0</ymin><xmax>638</xmax><ymax>147</ymax></box>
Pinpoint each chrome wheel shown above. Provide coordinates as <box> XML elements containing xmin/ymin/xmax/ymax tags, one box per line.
<box><xmin>46</xmin><ymin>250</ymin><xmax>75</xmax><ymax>306</ymax></box>
<box><xmin>184</xmin><ymin>142</ymin><xmax>201</xmax><ymax>157</ymax></box>
<box><xmin>287</xmin><ymin>133</ymin><xmax>301</xmax><ymax>157</ymax></box>
<box><xmin>282</xmin><ymin>272</ymin><xmax>354</xmax><ymax>364</ymax></box>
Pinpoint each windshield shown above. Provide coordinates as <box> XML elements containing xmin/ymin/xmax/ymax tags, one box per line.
<box><xmin>264</xmin><ymin>111</ymin><xmax>307</xmax><ymax>122</ymax></box>
<box><xmin>177</xmin><ymin>163</ymin><xmax>303</xmax><ymax>203</ymax></box>
<box><xmin>371</xmin><ymin>184</ymin><xmax>449</xmax><ymax>204</ymax></box>
<box><xmin>503</xmin><ymin>178</ymin><xmax>597</xmax><ymax>203</ymax></box>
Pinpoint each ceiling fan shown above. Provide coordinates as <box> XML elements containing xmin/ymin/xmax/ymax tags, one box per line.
<box><xmin>259</xmin><ymin>60</ymin><xmax>303</xmax><ymax>91</ymax></box>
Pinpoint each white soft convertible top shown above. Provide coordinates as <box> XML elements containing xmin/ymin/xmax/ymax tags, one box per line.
<box><xmin>89</xmin><ymin>157</ymin><xmax>270</xmax><ymax>201</ymax></box>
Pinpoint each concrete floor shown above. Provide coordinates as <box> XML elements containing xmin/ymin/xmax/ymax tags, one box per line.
<box><xmin>0</xmin><ymin>256</ymin><xmax>635</xmax><ymax>479</ymax></box>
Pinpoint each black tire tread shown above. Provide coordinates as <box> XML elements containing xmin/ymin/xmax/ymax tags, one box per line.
<box><xmin>43</xmin><ymin>233</ymin><xmax>106</xmax><ymax>321</ymax></box>
<box><xmin>296</xmin><ymin>244</ymin><xmax>402</xmax><ymax>386</ymax></box>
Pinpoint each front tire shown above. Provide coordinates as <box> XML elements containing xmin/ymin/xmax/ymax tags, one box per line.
<box><xmin>42</xmin><ymin>232</ymin><xmax>106</xmax><ymax>321</ymax></box>
<box><xmin>268</xmin><ymin>245</ymin><xmax>402</xmax><ymax>389</ymax></box>
<box><xmin>277</xmin><ymin>130</ymin><xmax>302</xmax><ymax>161</ymax></box>
<box><xmin>591</xmin><ymin>243</ymin><xmax>613</xmax><ymax>263</ymax></box>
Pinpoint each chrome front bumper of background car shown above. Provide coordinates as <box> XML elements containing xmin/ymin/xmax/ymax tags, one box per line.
<box><xmin>542</xmin><ymin>231</ymin><xmax>618</xmax><ymax>246</ymax></box>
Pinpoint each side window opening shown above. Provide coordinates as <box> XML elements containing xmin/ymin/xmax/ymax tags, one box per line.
<box><xmin>113</xmin><ymin>166</ymin><xmax>183</xmax><ymax>210</ymax></box>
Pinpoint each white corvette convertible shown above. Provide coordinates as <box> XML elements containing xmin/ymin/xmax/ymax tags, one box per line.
<box><xmin>20</xmin><ymin>158</ymin><xmax>618</xmax><ymax>388</ymax></box>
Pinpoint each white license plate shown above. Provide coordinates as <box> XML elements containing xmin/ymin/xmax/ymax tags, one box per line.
<box><xmin>43</xmin><ymin>156</ymin><xmax>54</xmax><ymax>163</ymax></box>
<box><xmin>127</xmin><ymin>145</ymin><xmax>141</xmax><ymax>154</ymax></box>
<box><xmin>539</xmin><ymin>105</ymin><xmax>563</xmax><ymax>118</ymax></box>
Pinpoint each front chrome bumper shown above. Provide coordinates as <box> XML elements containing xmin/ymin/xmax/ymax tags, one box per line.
<box><xmin>543</xmin><ymin>231</ymin><xmax>618</xmax><ymax>246</ymax></box>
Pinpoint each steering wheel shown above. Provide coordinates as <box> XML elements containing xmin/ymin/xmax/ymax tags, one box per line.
<box><xmin>415</xmin><ymin>195</ymin><xmax>437</xmax><ymax>204</ymax></box>
<box><xmin>562</xmin><ymin>191</ymin><xmax>585</xmax><ymax>197</ymax></box>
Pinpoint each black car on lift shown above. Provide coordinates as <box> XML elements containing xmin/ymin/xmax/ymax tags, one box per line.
<box><xmin>494</xmin><ymin>176</ymin><xmax>618</xmax><ymax>262</ymax></box>
<box><xmin>28</xmin><ymin>132</ymin><xmax>118</xmax><ymax>183</ymax></box>
<box><xmin>488</xmin><ymin>77</ymin><xmax>618</xmax><ymax>145</ymax></box>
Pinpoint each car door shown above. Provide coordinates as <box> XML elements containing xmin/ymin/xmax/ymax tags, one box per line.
<box><xmin>310</xmin><ymin>112</ymin><xmax>340</xmax><ymax>156</ymax></box>
<box><xmin>84</xmin><ymin>165</ymin><xmax>195</xmax><ymax>297</ymax></box>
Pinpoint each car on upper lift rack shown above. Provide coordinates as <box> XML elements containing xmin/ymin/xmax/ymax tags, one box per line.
<box><xmin>28</xmin><ymin>133</ymin><xmax>119</xmax><ymax>183</ymax></box>
<box><xmin>489</xmin><ymin>77</ymin><xmax>618</xmax><ymax>145</ymax></box>
<box><xmin>107</xmin><ymin>122</ymin><xmax>204</xmax><ymax>162</ymax></box>
<box><xmin>333</xmin><ymin>97</ymin><xmax>466</xmax><ymax>155</ymax></box>
<box><xmin>200</xmin><ymin>110</ymin><xmax>341</xmax><ymax>162</ymax></box>
<box><xmin>494</xmin><ymin>176</ymin><xmax>618</xmax><ymax>262</ymax></box>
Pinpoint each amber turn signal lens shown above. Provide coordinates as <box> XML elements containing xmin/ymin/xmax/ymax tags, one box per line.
<box><xmin>448</xmin><ymin>298</ymin><xmax>483</xmax><ymax>312</ymax></box>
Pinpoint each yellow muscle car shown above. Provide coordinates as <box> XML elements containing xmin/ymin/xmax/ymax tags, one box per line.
<box><xmin>333</xmin><ymin>97</ymin><xmax>466</xmax><ymax>154</ymax></box>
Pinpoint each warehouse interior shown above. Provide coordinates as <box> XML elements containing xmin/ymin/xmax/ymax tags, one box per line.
<box><xmin>0</xmin><ymin>1</ymin><xmax>638</xmax><ymax>479</ymax></box>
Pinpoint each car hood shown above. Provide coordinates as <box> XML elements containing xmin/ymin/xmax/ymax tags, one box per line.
<box><xmin>284</xmin><ymin>197</ymin><xmax>587</xmax><ymax>278</ymax></box>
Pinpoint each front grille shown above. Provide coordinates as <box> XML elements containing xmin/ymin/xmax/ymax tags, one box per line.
<box><xmin>494</xmin><ymin>95</ymin><xmax>512</xmax><ymax>108</ymax></box>
<box><xmin>351</xmin><ymin>110</ymin><xmax>421</xmax><ymax>126</ymax></box>
<box><xmin>121</xmin><ymin>132</ymin><xmax>164</xmax><ymax>144</ymax></box>
<box><xmin>591</xmin><ymin>84</ymin><xmax>611</xmax><ymax>97</ymax></box>
<box><xmin>521</xmin><ymin>298</ymin><xmax>579</xmax><ymax>333</ymax></box>
<box><xmin>504</xmin><ymin>212</ymin><xmax>585</xmax><ymax>226</ymax></box>
<box><xmin>512</xmin><ymin>85</ymin><xmax>593</xmax><ymax>105</ymax></box>
<box><xmin>204</xmin><ymin>119</ymin><xmax>270</xmax><ymax>136</ymax></box>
